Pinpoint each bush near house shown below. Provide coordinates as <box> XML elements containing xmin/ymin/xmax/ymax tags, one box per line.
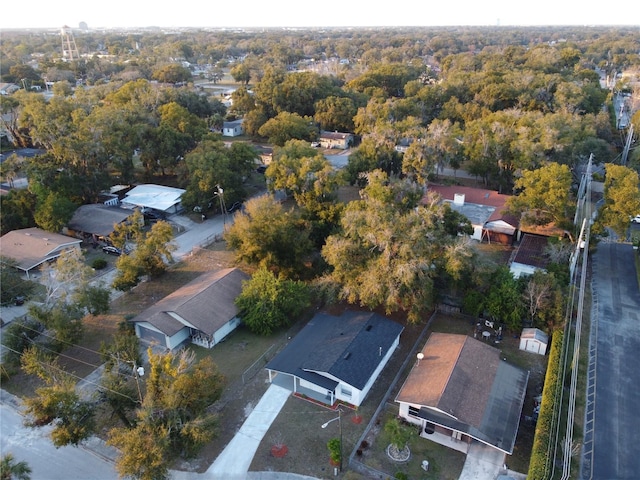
<box><xmin>527</xmin><ymin>331</ymin><xmax>563</xmax><ymax>480</ymax></box>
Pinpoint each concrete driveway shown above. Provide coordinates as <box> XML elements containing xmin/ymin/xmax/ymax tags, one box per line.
<box><xmin>457</xmin><ymin>441</ymin><xmax>527</xmax><ymax>480</ymax></box>
<box><xmin>206</xmin><ymin>384</ymin><xmax>291</xmax><ymax>479</ymax></box>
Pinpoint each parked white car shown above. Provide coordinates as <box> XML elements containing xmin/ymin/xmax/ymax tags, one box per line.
<box><xmin>631</xmin><ymin>215</ymin><xmax>640</xmax><ymax>224</ymax></box>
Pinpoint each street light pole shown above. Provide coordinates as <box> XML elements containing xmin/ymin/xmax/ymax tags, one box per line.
<box><xmin>321</xmin><ymin>409</ymin><xmax>342</xmax><ymax>472</ymax></box>
<box><xmin>131</xmin><ymin>364</ymin><xmax>145</xmax><ymax>404</ymax></box>
<box><xmin>215</xmin><ymin>184</ymin><xmax>226</xmax><ymax>229</ymax></box>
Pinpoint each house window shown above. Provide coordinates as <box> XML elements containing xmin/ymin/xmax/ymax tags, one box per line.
<box><xmin>340</xmin><ymin>386</ymin><xmax>352</xmax><ymax>398</ymax></box>
<box><xmin>408</xmin><ymin>406</ymin><xmax>420</xmax><ymax>417</ymax></box>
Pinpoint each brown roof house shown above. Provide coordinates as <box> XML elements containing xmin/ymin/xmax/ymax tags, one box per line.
<box><xmin>131</xmin><ymin>268</ymin><xmax>249</xmax><ymax>351</ymax></box>
<box><xmin>0</xmin><ymin>227</ymin><xmax>82</xmax><ymax>278</ymax></box>
<box><xmin>266</xmin><ymin>310</ymin><xmax>404</xmax><ymax>407</ymax></box>
<box><xmin>395</xmin><ymin>333</ymin><xmax>528</xmax><ymax>456</ymax></box>
<box><xmin>319</xmin><ymin>131</ymin><xmax>354</xmax><ymax>150</ymax></box>
<box><xmin>426</xmin><ymin>185</ymin><xmax>519</xmax><ymax>245</ymax></box>
<box><xmin>509</xmin><ymin>233</ymin><xmax>551</xmax><ymax>279</ymax></box>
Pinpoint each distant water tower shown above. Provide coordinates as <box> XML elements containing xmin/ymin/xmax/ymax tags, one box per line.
<box><xmin>61</xmin><ymin>25</ymin><xmax>80</xmax><ymax>61</ymax></box>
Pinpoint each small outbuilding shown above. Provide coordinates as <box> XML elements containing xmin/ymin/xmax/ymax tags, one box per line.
<box><xmin>519</xmin><ymin>328</ymin><xmax>549</xmax><ymax>355</ymax></box>
<box><xmin>222</xmin><ymin>119</ymin><xmax>244</xmax><ymax>137</ymax></box>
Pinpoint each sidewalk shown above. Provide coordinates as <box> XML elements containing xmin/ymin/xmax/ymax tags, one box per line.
<box><xmin>206</xmin><ymin>384</ymin><xmax>291</xmax><ymax>478</ymax></box>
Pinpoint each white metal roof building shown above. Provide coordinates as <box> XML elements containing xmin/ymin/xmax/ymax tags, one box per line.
<box><xmin>121</xmin><ymin>184</ymin><xmax>186</xmax><ymax>213</ymax></box>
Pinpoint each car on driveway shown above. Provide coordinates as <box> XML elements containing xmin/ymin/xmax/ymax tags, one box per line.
<box><xmin>102</xmin><ymin>246</ymin><xmax>122</xmax><ymax>256</ymax></box>
<box><xmin>631</xmin><ymin>215</ymin><xmax>640</xmax><ymax>224</ymax></box>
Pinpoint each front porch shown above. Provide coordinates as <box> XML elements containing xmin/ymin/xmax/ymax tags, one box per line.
<box><xmin>190</xmin><ymin>328</ymin><xmax>213</xmax><ymax>349</ymax></box>
<box><xmin>269</xmin><ymin>372</ymin><xmax>336</xmax><ymax>406</ymax></box>
<box><xmin>420</xmin><ymin>427</ymin><xmax>470</xmax><ymax>454</ymax></box>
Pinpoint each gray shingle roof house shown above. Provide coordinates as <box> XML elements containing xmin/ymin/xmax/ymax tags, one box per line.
<box><xmin>396</xmin><ymin>332</ymin><xmax>528</xmax><ymax>455</ymax></box>
<box><xmin>64</xmin><ymin>204</ymin><xmax>135</xmax><ymax>241</ymax></box>
<box><xmin>0</xmin><ymin>228</ymin><xmax>82</xmax><ymax>278</ymax></box>
<box><xmin>266</xmin><ymin>310</ymin><xmax>404</xmax><ymax>407</ymax></box>
<box><xmin>131</xmin><ymin>268</ymin><xmax>249</xmax><ymax>351</ymax></box>
<box><xmin>222</xmin><ymin>119</ymin><xmax>244</xmax><ymax>137</ymax></box>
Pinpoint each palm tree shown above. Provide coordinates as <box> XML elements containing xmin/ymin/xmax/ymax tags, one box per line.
<box><xmin>0</xmin><ymin>454</ymin><xmax>31</xmax><ymax>480</ymax></box>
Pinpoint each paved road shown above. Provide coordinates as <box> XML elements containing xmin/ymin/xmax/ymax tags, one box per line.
<box><xmin>0</xmin><ymin>402</ymin><xmax>119</xmax><ymax>480</ymax></box>
<box><xmin>582</xmin><ymin>243</ymin><xmax>640</xmax><ymax>479</ymax></box>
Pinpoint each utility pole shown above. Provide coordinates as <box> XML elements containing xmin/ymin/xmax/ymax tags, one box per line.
<box><xmin>61</xmin><ymin>25</ymin><xmax>79</xmax><ymax>61</ymax></box>
<box><xmin>216</xmin><ymin>185</ymin><xmax>227</xmax><ymax>228</ymax></box>
<box><xmin>621</xmin><ymin>124</ymin><xmax>634</xmax><ymax>166</ymax></box>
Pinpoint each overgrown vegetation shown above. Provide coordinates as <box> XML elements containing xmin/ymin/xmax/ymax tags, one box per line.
<box><xmin>527</xmin><ymin>331</ymin><xmax>564</xmax><ymax>480</ymax></box>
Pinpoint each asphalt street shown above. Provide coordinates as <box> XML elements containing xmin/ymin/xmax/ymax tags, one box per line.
<box><xmin>0</xmin><ymin>401</ymin><xmax>119</xmax><ymax>480</ymax></box>
<box><xmin>582</xmin><ymin>242</ymin><xmax>640</xmax><ymax>479</ymax></box>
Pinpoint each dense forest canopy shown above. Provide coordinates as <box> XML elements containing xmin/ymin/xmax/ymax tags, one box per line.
<box><xmin>1</xmin><ymin>25</ymin><xmax>639</xmax><ymax>236</ymax></box>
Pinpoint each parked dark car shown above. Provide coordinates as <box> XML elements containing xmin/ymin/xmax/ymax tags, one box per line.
<box><xmin>256</xmin><ymin>165</ymin><xmax>267</xmax><ymax>174</ymax></box>
<box><xmin>102</xmin><ymin>246</ymin><xmax>122</xmax><ymax>256</ymax></box>
<box><xmin>227</xmin><ymin>201</ymin><xmax>243</xmax><ymax>213</ymax></box>
<box><xmin>143</xmin><ymin>210</ymin><xmax>166</xmax><ymax>222</ymax></box>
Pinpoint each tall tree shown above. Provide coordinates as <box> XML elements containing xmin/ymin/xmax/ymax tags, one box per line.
<box><xmin>321</xmin><ymin>170</ymin><xmax>474</xmax><ymax>322</ymax></box>
<box><xmin>257</xmin><ymin>111</ymin><xmax>317</xmax><ymax>146</ymax></box>
<box><xmin>0</xmin><ymin>454</ymin><xmax>32</xmax><ymax>480</ymax></box>
<box><xmin>599</xmin><ymin>164</ymin><xmax>640</xmax><ymax>238</ymax></box>
<box><xmin>314</xmin><ymin>95</ymin><xmax>357</xmax><ymax>132</ymax></box>
<box><xmin>180</xmin><ymin>138</ymin><xmax>256</xmax><ymax>212</ymax></box>
<box><xmin>506</xmin><ymin>163</ymin><xmax>574</xmax><ymax>230</ymax></box>
<box><xmin>224</xmin><ymin>195</ymin><xmax>313</xmax><ymax>279</ymax></box>
<box><xmin>107</xmin><ymin>349</ymin><xmax>224</xmax><ymax>480</ymax></box>
<box><xmin>235</xmin><ymin>267</ymin><xmax>311</xmax><ymax>335</ymax></box>
<box><xmin>112</xmin><ymin>220</ymin><xmax>176</xmax><ymax>291</ymax></box>
<box><xmin>32</xmin><ymin>192</ymin><xmax>78</xmax><ymax>233</ymax></box>
<box><xmin>21</xmin><ymin>348</ymin><xmax>96</xmax><ymax>447</ymax></box>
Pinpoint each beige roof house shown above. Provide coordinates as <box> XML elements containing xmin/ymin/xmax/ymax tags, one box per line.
<box><xmin>0</xmin><ymin>228</ymin><xmax>82</xmax><ymax>277</ymax></box>
<box><xmin>319</xmin><ymin>131</ymin><xmax>354</xmax><ymax>150</ymax></box>
<box><xmin>396</xmin><ymin>332</ymin><xmax>528</xmax><ymax>455</ymax></box>
<box><xmin>131</xmin><ymin>268</ymin><xmax>250</xmax><ymax>350</ymax></box>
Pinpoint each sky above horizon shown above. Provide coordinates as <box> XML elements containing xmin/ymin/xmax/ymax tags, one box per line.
<box><xmin>1</xmin><ymin>0</ymin><xmax>639</xmax><ymax>30</ymax></box>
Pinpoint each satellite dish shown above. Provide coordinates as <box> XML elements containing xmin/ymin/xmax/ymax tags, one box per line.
<box><xmin>417</xmin><ymin>353</ymin><xmax>424</xmax><ymax>360</ymax></box>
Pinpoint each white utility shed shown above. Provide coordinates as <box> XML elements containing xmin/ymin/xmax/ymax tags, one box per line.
<box><xmin>519</xmin><ymin>328</ymin><xmax>549</xmax><ymax>355</ymax></box>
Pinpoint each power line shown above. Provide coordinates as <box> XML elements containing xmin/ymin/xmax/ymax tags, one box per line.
<box><xmin>1</xmin><ymin>343</ymin><xmax>138</xmax><ymax>403</ymax></box>
<box><xmin>2</xmin><ymin>329</ymin><xmax>104</xmax><ymax>371</ymax></box>
<box><xmin>4</xmin><ymin>316</ymin><xmax>135</xmax><ymax>366</ymax></box>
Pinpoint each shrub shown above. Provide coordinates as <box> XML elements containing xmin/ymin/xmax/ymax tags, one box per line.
<box><xmin>360</xmin><ymin>440</ymin><xmax>369</xmax><ymax>449</ymax></box>
<box><xmin>92</xmin><ymin>258</ymin><xmax>107</xmax><ymax>270</ymax></box>
<box><xmin>384</xmin><ymin>417</ymin><xmax>413</xmax><ymax>449</ymax></box>
<box><xmin>327</xmin><ymin>437</ymin><xmax>341</xmax><ymax>464</ymax></box>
